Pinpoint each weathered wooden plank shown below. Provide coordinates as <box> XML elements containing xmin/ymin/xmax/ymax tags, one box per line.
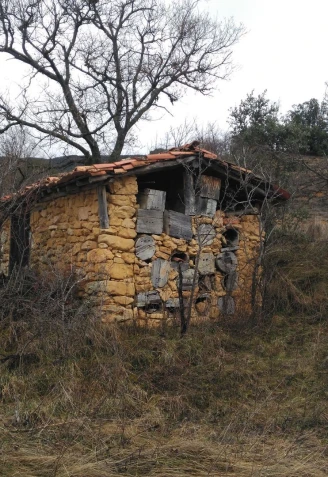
<box><xmin>97</xmin><ymin>185</ymin><xmax>109</xmax><ymax>229</ymax></box>
<box><xmin>223</xmin><ymin>271</ymin><xmax>239</xmax><ymax>291</ymax></box>
<box><xmin>197</xmin><ymin>224</ymin><xmax>215</xmax><ymax>246</ymax></box>
<box><xmin>135</xmin><ymin>236</ymin><xmax>156</xmax><ymax>261</ymax></box>
<box><xmin>178</xmin><ymin>268</ymin><xmax>198</xmax><ymax>291</ymax></box>
<box><xmin>163</xmin><ymin>210</ymin><xmax>193</xmax><ymax>240</ymax></box>
<box><xmin>136</xmin><ymin>290</ymin><xmax>161</xmax><ymax>308</ymax></box>
<box><xmin>183</xmin><ymin>168</ymin><xmax>195</xmax><ymax>215</ymax></box>
<box><xmin>195</xmin><ymin>197</ymin><xmax>217</xmax><ymax>217</ymax></box>
<box><xmin>136</xmin><ymin>209</ymin><xmax>163</xmax><ymax>234</ymax></box>
<box><xmin>151</xmin><ymin>258</ymin><xmax>170</xmax><ymax>287</ymax></box>
<box><xmin>170</xmin><ymin>260</ymin><xmax>189</xmax><ymax>272</ymax></box>
<box><xmin>198</xmin><ymin>252</ymin><xmax>215</xmax><ymax>275</ymax></box>
<box><xmin>215</xmin><ymin>251</ymin><xmax>237</xmax><ymax>274</ymax></box>
<box><xmin>138</xmin><ymin>188</ymin><xmax>166</xmax><ymax>211</ymax></box>
<box><xmin>221</xmin><ymin>246</ymin><xmax>239</xmax><ymax>252</ymax></box>
<box><xmin>225</xmin><ymin>206</ymin><xmax>259</xmax><ymax>217</ymax></box>
<box><xmin>200</xmin><ymin>175</ymin><xmax>221</xmax><ymax>200</ymax></box>
<box><xmin>218</xmin><ymin>295</ymin><xmax>235</xmax><ymax>315</ymax></box>
<box><xmin>165</xmin><ymin>298</ymin><xmax>180</xmax><ymax>309</ymax></box>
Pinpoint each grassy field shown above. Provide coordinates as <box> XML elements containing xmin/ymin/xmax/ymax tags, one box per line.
<box><xmin>1</xmin><ymin>239</ymin><xmax>328</xmax><ymax>476</ymax></box>
<box><xmin>1</xmin><ymin>312</ymin><xmax>328</xmax><ymax>476</ymax></box>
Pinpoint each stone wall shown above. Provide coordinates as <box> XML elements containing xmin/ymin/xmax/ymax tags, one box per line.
<box><xmin>0</xmin><ymin>218</ymin><xmax>10</xmax><ymax>275</ymax></box>
<box><xmin>84</xmin><ymin>176</ymin><xmax>138</xmax><ymax>322</ymax></box>
<box><xmin>29</xmin><ymin>177</ymin><xmax>138</xmax><ymax>322</ymax></box>
<box><xmin>30</xmin><ymin>188</ymin><xmax>101</xmax><ymax>270</ymax></box>
<box><xmin>0</xmin><ymin>174</ymin><xmax>262</xmax><ymax>324</ymax></box>
<box><xmin>133</xmin><ymin>212</ymin><xmax>261</xmax><ymax>326</ymax></box>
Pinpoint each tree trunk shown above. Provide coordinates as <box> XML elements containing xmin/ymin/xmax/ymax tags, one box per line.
<box><xmin>86</xmin><ymin>142</ymin><xmax>102</xmax><ymax>165</ymax></box>
<box><xmin>109</xmin><ymin>133</ymin><xmax>126</xmax><ymax>163</ymax></box>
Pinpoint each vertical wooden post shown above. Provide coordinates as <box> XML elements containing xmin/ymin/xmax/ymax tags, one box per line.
<box><xmin>183</xmin><ymin>168</ymin><xmax>195</xmax><ymax>215</ymax></box>
<box><xmin>97</xmin><ymin>185</ymin><xmax>109</xmax><ymax>229</ymax></box>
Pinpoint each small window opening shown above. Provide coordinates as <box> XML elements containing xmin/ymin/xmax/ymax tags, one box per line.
<box><xmin>170</xmin><ymin>251</ymin><xmax>189</xmax><ymax>271</ymax></box>
<box><xmin>145</xmin><ymin>302</ymin><xmax>162</xmax><ymax>314</ymax></box>
<box><xmin>137</xmin><ymin>168</ymin><xmax>185</xmax><ymax>213</ymax></box>
<box><xmin>222</xmin><ymin>228</ymin><xmax>239</xmax><ymax>247</ymax></box>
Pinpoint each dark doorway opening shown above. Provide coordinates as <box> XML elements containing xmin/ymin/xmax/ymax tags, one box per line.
<box><xmin>9</xmin><ymin>212</ymin><xmax>30</xmax><ymax>273</ymax></box>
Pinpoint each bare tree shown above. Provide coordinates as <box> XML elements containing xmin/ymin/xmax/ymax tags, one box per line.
<box><xmin>151</xmin><ymin>119</ymin><xmax>231</xmax><ymax>156</ymax></box>
<box><xmin>0</xmin><ymin>126</ymin><xmax>42</xmax><ymax>195</ymax></box>
<box><xmin>0</xmin><ymin>0</ymin><xmax>245</xmax><ymax>163</ymax></box>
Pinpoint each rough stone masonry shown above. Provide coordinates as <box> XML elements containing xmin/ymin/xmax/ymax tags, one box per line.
<box><xmin>0</xmin><ymin>144</ymin><xmax>288</xmax><ymax>326</ymax></box>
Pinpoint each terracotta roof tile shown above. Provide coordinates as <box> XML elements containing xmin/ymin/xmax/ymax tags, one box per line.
<box><xmin>0</xmin><ymin>143</ymin><xmax>289</xmax><ymax>204</ymax></box>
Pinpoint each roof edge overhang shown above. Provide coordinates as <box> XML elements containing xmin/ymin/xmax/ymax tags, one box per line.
<box><xmin>0</xmin><ymin>146</ymin><xmax>290</xmax><ymax>214</ymax></box>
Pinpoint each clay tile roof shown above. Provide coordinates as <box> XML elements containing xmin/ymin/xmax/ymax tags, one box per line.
<box><xmin>0</xmin><ymin>142</ymin><xmax>290</xmax><ymax>204</ymax></box>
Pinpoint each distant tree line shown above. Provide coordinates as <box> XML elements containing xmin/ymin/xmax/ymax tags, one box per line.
<box><xmin>229</xmin><ymin>89</ymin><xmax>328</xmax><ymax>157</ymax></box>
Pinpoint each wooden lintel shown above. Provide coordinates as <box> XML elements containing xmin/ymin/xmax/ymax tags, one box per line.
<box><xmin>76</xmin><ymin>178</ymin><xmax>90</xmax><ymax>187</ymax></box>
<box><xmin>88</xmin><ymin>175</ymin><xmax>110</xmax><ymax>184</ymax></box>
<box><xmin>66</xmin><ymin>184</ymin><xmax>79</xmax><ymax>193</ymax></box>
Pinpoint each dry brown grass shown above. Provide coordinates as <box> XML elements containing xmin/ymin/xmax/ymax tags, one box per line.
<box><xmin>1</xmin><ymin>261</ymin><xmax>328</xmax><ymax>476</ymax></box>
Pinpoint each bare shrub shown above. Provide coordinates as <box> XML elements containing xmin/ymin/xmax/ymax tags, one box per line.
<box><xmin>0</xmin><ymin>267</ymin><xmax>98</xmax><ymax>363</ymax></box>
<box><xmin>263</xmin><ymin>230</ymin><xmax>328</xmax><ymax>318</ymax></box>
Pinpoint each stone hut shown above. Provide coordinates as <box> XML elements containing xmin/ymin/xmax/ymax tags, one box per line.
<box><xmin>0</xmin><ymin>142</ymin><xmax>289</xmax><ymax>326</ymax></box>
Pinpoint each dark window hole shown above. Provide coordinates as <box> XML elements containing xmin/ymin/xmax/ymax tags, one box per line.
<box><xmin>222</xmin><ymin>228</ymin><xmax>239</xmax><ymax>247</ymax></box>
<box><xmin>145</xmin><ymin>302</ymin><xmax>162</xmax><ymax>314</ymax></box>
<box><xmin>171</xmin><ymin>251</ymin><xmax>189</xmax><ymax>271</ymax></box>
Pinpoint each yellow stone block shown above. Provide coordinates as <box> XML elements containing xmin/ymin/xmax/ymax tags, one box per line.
<box><xmin>155</xmin><ymin>251</ymin><xmax>170</xmax><ymax>260</ymax></box>
<box><xmin>108</xmin><ymin>205</ymin><xmax>136</xmax><ymax>219</ymax></box>
<box><xmin>109</xmin><ymin>176</ymin><xmax>138</xmax><ymax>195</ymax></box>
<box><xmin>117</xmin><ymin>227</ymin><xmax>137</xmax><ymax>239</ymax></box>
<box><xmin>98</xmin><ymin>234</ymin><xmax>134</xmax><ymax>251</ymax></box>
<box><xmin>87</xmin><ymin>248</ymin><xmax>114</xmax><ymax>263</ymax></box>
<box><xmin>114</xmin><ymin>257</ymin><xmax>124</xmax><ymax>263</ymax></box>
<box><xmin>121</xmin><ymin>218</ymin><xmax>135</xmax><ymax>229</ymax></box>
<box><xmin>109</xmin><ymin>263</ymin><xmax>134</xmax><ymax>279</ymax></box>
<box><xmin>109</xmin><ymin>216</ymin><xmax>123</xmax><ymax>226</ymax></box>
<box><xmin>113</xmin><ymin>296</ymin><xmax>134</xmax><ymax>306</ymax></box>
<box><xmin>121</xmin><ymin>252</ymin><xmax>135</xmax><ymax>264</ymax></box>
<box><xmin>81</xmin><ymin>240</ymin><xmax>98</xmax><ymax>251</ymax></box>
<box><xmin>108</xmin><ymin>195</ymin><xmax>135</xmax><ymax>207</ymax></box>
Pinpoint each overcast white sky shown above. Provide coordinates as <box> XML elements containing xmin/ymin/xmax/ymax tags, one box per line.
<box><xmin>139</xmin><ymin>0</ymin><xmax>328</xmax><ymax>151</ymax></box>
<box><xmin>1</xmin><ymin>0</ymin><xmax>328</xmax><ymax>155</ymax></box>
